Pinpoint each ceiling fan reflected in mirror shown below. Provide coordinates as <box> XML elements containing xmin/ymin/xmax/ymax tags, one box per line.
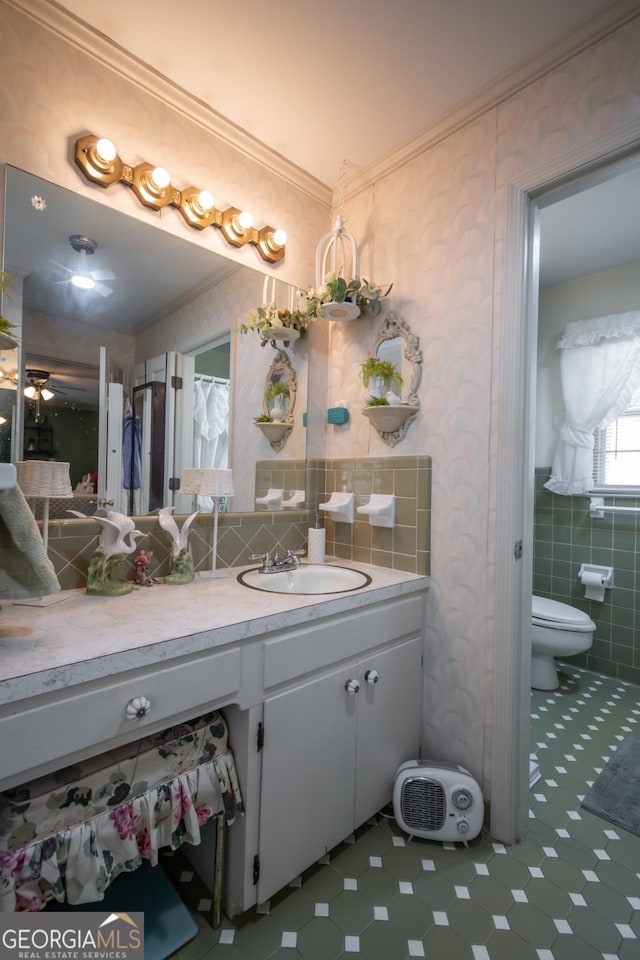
<box><xmin>50</xmin><ymin>235</ymin><xmax>116</xmax><ymax>298</ymax></box>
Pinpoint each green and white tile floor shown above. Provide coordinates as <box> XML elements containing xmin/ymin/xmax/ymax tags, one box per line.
<box><xmin>170</xmin><ymin>665</ymin><xmax>640</xmax><ymax>960</ymax></box>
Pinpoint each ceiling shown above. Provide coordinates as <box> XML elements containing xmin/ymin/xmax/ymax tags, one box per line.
<box><xmin>52</xmin><ymin>0</ymin><xmax>633</xmax><ymax>189</ymax></box>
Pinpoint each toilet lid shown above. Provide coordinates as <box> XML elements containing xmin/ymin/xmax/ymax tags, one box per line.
<box><xmin>532</xmin><ymin>595</ymin><xmax>595</xmax><ymax>629</ymax></box>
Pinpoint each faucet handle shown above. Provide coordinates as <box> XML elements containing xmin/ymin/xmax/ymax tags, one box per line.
<box><xmin>249</xmin><ymin>551</ymin><xmax>274</xmax><ymax>567</ymax></box>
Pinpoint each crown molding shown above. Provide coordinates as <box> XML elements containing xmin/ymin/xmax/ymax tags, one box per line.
<box><xmin>3</xmin><ymin>0</ymin><xmax>332</xmax><ymax>207</ymax></box>
<box><xmin>342</xmin><ymin>0</ymin><xmax>640</xmax><ymax>201</ymax></box>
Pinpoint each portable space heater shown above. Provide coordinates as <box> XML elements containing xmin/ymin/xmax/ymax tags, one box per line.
<box><xmin>392</xmin><ymin>760</ymin><xmax>484</xmax><ymax>842</ymax></box>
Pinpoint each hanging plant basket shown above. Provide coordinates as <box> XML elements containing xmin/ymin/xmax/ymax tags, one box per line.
<box><xmin>318</xmin><ymin>300</ymin><xmax>361</xmax><ymax>322</ymax></box>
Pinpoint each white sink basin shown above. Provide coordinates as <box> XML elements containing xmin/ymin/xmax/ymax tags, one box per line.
<box><xmin>237</xmin><ymin>563</ymin><xmax>371</xmax><ymax>595</ymax></box>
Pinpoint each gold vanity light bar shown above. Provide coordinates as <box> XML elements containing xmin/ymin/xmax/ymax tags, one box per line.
<box><xmin>74</xmin><ymin>134</ymin><xmax>286</xmax><ymax>263</ymax></box>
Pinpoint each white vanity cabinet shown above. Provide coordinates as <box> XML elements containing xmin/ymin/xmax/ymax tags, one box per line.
<box><xmin>0</xmin><ymin>568</ymin><xmax>427</xmax><ymax>919</ymax></box>
<box><xmin>256</xmin><ymin>635</ymin><xmax>422</xmax><ymax>904</ymax></box>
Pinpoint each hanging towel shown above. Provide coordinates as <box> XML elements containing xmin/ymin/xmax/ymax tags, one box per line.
<box><xmin>122</xmin><ymin>407</ymin><xmax>142</xmax><ymax>491</ymax></box>
<box><xmin>0</xmin><ymin>485</ymin><xmax>60</xmax><ymax>599</ymax></box>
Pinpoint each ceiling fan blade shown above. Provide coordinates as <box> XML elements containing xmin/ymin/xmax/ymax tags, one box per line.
<box><xmin>49</xmin><ymin>259</ymin><xmax>74</xmax><ymax>275</ymax></box>
<box><xmin>93</xmin><ymin>281</ymin><xmax>114</xmax><ymax>298</ymax></box>
<box><xmin>90</xmin><ymin>268</ymin><xmax>116</xmax><ymax>282</ymax></box>
<box><xmin>53</xmin><ymin>278</ymin><xmax>72</xmax><ymax>286</ymax></box>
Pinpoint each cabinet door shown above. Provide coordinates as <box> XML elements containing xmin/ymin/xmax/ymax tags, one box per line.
<box><xmin>354</xmin><ymin>636</ymin><xmax>422</xmax><ymax>826</ymax></box>
<box><xmin>258</xmin><ymin>664</ymin><xmax>357</xmax><ymax>903</ymax></box>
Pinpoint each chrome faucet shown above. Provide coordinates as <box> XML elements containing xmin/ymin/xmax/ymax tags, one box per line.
<box><xmin>249</xmin><ymin>548</ymin><xmax>305</xmax><ymax>574</ymax></box>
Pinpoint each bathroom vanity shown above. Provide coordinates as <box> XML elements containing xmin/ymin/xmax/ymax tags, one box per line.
<box><xmin>0</xmin><ymin>563</ymin><xmax>428</xmax><ymax>916</ymax></box>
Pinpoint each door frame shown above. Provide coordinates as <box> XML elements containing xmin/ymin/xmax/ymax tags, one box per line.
<box><xmin>491</xmin><ymin>123</ymin><xmax>640</xmax><ymax>842</ymax></box>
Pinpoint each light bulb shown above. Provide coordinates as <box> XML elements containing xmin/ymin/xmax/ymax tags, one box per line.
<box><xmin>95</xmin><ymin>138</ymin><xmax>117</xmax><ymax>162</ymax></box>
<box><xmin>197</xmin><ymin>190</ymin><xmax>214</xmax><ymax>211</ymax></box>
<box><xmin>0</xmin><ymin>416</ymin><xmax>6</xmax><ymax>425</ymax></box>
<box><xmin>41</xmin><ymin>387</ymin><xmax>54</xmax><ymax>401</ymax></box>
<box><xmin>150</xmin><ymin>166</ymin><xmax>170</xmax><ymax>190</ymax></box>
<box><xmin>273</xmin><ymin>228</ymin><xmax>287</xmax><ymax>247</ymax></box>
<box><xmin>24</xmin><ymin>385</ymin><xmax>37</xmax><ymax>399</ymax></box>
<box><xmin>238</xmin><ymin>210</ymin><xmax>253</xmax><ymax>230</ymax></box>
<box><xmin>71</xmin><ymin>274</ymin><xmax>95</xmax><ymax>290</ymax></box>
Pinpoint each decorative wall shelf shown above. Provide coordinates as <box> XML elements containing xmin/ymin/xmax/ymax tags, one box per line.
<box><xmin>255</xmin><ymin>421</ymin><xmax>292</xmax><ymax>450</ymax></box>
<box><xmin>361</xmin><ymin>403</ymin><xmax>417</xmax><ymax>438</ymax></box>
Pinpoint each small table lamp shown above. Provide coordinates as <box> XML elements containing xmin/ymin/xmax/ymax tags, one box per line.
<box><xmin>181</xmin><ymin>468</ymin><xmax>234</xmax><ymax>578</ymax></box>
<box><xmin>15</xmin><ymin>460</ymin><xmax>73</xmax><ymax>551</ymax></box>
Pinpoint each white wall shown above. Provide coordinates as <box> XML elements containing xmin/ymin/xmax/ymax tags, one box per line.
<box><xmin>537</xmin><ymin>260</ymin><xmax>640</xmax><ymax>466</ymax></box>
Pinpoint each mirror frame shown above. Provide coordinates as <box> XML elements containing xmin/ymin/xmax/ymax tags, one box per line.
<box><xmin>256</xmin><ymin>349</ymin><xmax>297</xmax><ymax>452</ymax></box>
<box><xmin>366</xmin><ymin>313</ymin><xmax>423</xmax><ymax>446</ymax></box>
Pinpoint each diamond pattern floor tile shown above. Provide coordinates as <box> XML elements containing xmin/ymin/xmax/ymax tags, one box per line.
<box><xmin>168</xmin><ymin>665</ymin><xmax>640</xmax><ymax>960</ymax></box>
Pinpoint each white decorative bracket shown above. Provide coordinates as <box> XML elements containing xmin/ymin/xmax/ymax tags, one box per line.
<box><xmin>356</xmin><ymin>494</ymin><xmax>395</xmax><ymax>528</ymax></box>
<box><xmin>319</xmin><ymin>492</ymin><xmax>355</xmax><ymax>523</ymax></box>
<box><xmin>282</xmin><ymin>490</ymin><xmax>306</xmax><ymax>509</ymax></box>
<box><xmin>256</xmin><ymin>488</ymin><xmax>283</xmax><ymax>509</ymax></box>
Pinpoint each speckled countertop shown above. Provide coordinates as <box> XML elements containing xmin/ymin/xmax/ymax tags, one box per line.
<box><xmin>0</xmin><ymin>562</ymin><xmax>428</xmax><ymax>704</ymax></box>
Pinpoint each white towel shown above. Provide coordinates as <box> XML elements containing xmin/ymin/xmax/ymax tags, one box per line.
<box><xmin>0</xmin><ymin>485</ymin><xmax>60</xmax><ymax>599</ymax></box>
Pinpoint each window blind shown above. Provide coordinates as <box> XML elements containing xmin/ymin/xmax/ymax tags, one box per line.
<box><xmin>593</xmin><ymin>383</ymin><xmax>640</xmax><ymax>487</ymax></box>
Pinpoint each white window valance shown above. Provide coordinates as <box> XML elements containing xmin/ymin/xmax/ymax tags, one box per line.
<box><xmin>544</xmin><ymin>312</ymin><xmax>640</xmax><ymax>496</ymax></box>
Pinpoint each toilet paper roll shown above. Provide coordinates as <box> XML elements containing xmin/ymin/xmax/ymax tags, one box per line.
<box><xmin>581</xmin><ymin>570</ymin><xmax>605</xmax><ymax>602</ymax></box>
<box><xmin>308</xmin><ymin>527</ymin><xmax>326</xmax><ymax>564</ymax></box>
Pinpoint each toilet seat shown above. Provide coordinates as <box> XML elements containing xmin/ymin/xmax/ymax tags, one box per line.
<box><xmin>531</xmin><ymin>596</ymin><xmax>595</xmax><ymax>633</ymax></box>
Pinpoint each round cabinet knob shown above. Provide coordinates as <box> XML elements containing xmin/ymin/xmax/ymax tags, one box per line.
<box><xmin>126</xmin><ymin>696</ymin><xmax>151</xmax><ymax>720</ymax></box>
<box><xmin>364</xmin><ymin>669</ymin><xmax>379</xmax><ymax>685</ymax></box>
<box><xmin>344</xmin><ymin>678</ymin><xmax>360</xmax><ymax>695</ymax></box>
<box><xmin>456</xmin><ymin>818</ymin><xmax>470</xmax><ymax>835</ymax></box>
<box><xmin>452</xmin><ymin>787</ymin><xmax>473</xmax><ymax>810</ymax></box>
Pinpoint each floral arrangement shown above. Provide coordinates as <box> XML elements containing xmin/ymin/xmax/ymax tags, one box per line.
<box><xmin>241</xmin><ymin>302</ymin><xmax>310</xmax><ymax>348</ymax></box>
<box><xmin>305</xmin><ymin>275</ymin><xmax>393</xmax><ymax>320</ymax></box>
<box><xmin>242</xmin><ymin>275</ymin><xmax>392</xmax><ymax>347</ymax></box>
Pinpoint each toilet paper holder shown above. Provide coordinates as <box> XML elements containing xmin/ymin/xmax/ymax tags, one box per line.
<box><xmin>578</xmin><ymin>563</ymin><xmax>613</xmax><ymax>601</ymax></box>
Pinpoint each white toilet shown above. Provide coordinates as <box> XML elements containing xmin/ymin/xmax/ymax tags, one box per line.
<box><xmin>531</xmin><ymin>595</ymin><xmax>596</xmax><ymax>690</ymax></box>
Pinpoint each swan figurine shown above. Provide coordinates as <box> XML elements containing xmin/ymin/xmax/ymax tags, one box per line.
<box><xmin>157</xmin><ymin>506</ymin><xmax>199</xmax><ymax>583</ymax></box>
<box><xmin>68</xmin><ymin>509</ymin><xmax>144</xmax><ymax>595</ymax></box>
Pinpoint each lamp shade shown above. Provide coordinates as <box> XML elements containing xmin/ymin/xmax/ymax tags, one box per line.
<box><xmin>15</xmin><ymin>460</ymin><xmax>73</xmax><ymax>498</ymax></box>
<box><xmin>181</xmin><ymin>468</ymin><xmax>234</xmax><ymax>498</ymax></box>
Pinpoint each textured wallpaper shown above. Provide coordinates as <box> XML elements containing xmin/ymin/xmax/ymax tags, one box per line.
<box><xmin>326</xmin><ymin>15</ymin><xmax>640</xmax><ymax>797</ymax></box>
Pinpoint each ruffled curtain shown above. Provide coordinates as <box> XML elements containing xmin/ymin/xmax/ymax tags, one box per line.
<box><xmin>545</xmin><ymin>312</ymin><xmax>640</xmax><ymax>495</ymax></box>
<box><xmin>0</xmin><ymin>710</ymin><xmax>243</xmax><ymax>913</ymax></box>
<box><xmin>0</xmin><ymin>754</ymin><xmax>243</xmax><ymax>913</ymax></box>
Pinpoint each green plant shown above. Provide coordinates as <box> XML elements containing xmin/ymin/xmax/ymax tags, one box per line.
<box><xmin>0</xmin><ymin>271</ymin><xmax>18</xmax><ymax>341</ymax></box>
<box><xmin>304</xmin><ymin>275</ymin><xmax>393</xmax><ymax>319</ymax></box>
<box><xmin>254</xmin><ymin>414</ymin><xmax>274</xmax><ymax>423</ymax></box>
<box><xmin>242</xmin><ymin>303</ymin><xmax>309</xmax><ymax>347</ymax></box>
<box><xmin>360</xmin><ymin>357</ymin><xmax>403</xmax><ymax>391</ymax></box>
<box><xmin>265</xmin><ymin>381</ymin><xmax>290</xmax><ymax>403</ymax></box>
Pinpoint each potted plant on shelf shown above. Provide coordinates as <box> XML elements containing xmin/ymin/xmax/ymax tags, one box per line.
<box><xmin>360</xmin><ymin>357</ymin><xmax>403</xmax><ymax>405</ymax></box>
<box><xmin>304</xmin><ymin>275</ymin><xmax>393</xmax><ymax>322</ymax></box>
<box><xmin>241</xmin><ymin>303</ymin><xmax>309</xmax><ymax>348</ymax></box>
<box><xmin>264</xmin><ymin>380</ymin><xmax>290</xmax><ymax>421</ymax></box>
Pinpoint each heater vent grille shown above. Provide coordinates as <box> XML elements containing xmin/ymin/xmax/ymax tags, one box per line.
<box><xmin>401</xmin><ymin>777</ymin><xmax>446</xmax><ymax>831</ymax></box>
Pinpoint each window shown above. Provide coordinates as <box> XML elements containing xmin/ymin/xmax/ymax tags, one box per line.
<box><xmin>593</xmin><ymin>383</ymin><xmax>640</xmax><ymax>487</ymax></box>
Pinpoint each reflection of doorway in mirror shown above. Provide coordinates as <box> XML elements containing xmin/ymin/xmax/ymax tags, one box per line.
<box><xmin>191</xmin><ymin>337</ymin><xmax>231</xmax><ymax>512</ymax></box>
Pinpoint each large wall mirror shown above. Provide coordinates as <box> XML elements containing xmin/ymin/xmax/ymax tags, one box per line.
<box><xmin>1</xmin><ymin>166</ymin><xmax>308</xmax><ymax>515</ymax></box>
